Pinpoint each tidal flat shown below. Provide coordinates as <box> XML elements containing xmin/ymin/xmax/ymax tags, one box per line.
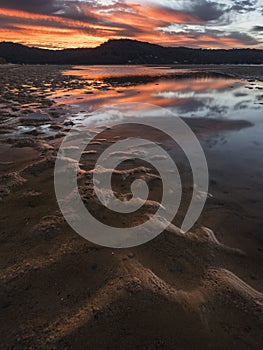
<box><xmin>0</xmin><ymin>64</ymin><xmax>263</xmax><ymax>350</ymax></box>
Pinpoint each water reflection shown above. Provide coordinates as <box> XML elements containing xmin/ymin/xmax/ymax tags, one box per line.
<box><xmin>56</xmin><ymin>66</ymin><xmax>263</xmax><ymax>180</ymax></box>
<box><xmin>58</xmin><ymin>66</ymin><xmax>263</xmax><ymax>244</ymax></box>
<box><xmin>63</xmin><ymin>65</ymin><xmax>194</xmax><ymax>79</ymax></box>
<box><xmin>56</xmin><ymin>66</ymin><xmax>262</xmax><ymax>126</ymax></box>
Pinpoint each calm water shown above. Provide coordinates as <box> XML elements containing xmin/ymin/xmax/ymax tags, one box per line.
<box><xmin>58</xmin><ymin>66</ymin><xmax>262</xmax><ymax>122</ymax></box>
<box><xmin>57</xmin><ymin>66</ymin><xmax>263</xmax><ymax>180</ymax></box>
<box><xmin>57</xmin><ymin>66</ymin><xmax>263</xmax><ymax>245</ymax></box>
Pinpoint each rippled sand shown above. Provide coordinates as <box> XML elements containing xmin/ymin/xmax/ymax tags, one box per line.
<box><xmin>0</xmin><ymin>65</ymin><xmax>262</xmax><ymax>350</ymax></box>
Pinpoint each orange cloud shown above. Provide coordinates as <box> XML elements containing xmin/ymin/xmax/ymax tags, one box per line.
<box><xmin>131</xmin><ymin>4</ymin><xmax>204</xmax><ymax>25</ymax></box>
<box><xmin>0</xmin><ymin>3</ymin><xmax>260</xmax><ymax>49</ymax></box>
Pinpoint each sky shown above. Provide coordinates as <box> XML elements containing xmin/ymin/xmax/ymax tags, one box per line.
<box><xmin>0</xmin><ymin>0</ymin><xmax>263</xmax><ymax>49</ymax></box>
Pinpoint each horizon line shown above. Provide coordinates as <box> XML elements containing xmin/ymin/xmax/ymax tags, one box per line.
<box><xmin>0</xmin><ymin>39</ymin><xmax>262</xmax><ymax>52</ymax></box>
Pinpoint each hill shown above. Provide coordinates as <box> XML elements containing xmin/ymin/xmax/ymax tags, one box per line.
<box><xmin>0</xmin><ymin>39</ymin><xmax>263</xmax><ymax>65</ymax></box>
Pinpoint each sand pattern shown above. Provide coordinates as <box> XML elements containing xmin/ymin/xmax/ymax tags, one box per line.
<box><xmin>0</xmin><ymin>65</ymin><xmax>262</xmax><ymax>350</ymax></box>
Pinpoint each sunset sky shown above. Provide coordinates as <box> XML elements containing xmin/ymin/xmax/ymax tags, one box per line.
<box><xmin>0</xmin><ymin>0</ymin><xmax>262</xmax><ymax>49</ymax></box>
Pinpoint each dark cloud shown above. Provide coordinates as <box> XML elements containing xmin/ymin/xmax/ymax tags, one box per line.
<box><xmin>206</xmin><ymin>30</ymin><xmax>261</xmax><ymax>46</ymax></box>
<box><xmin>231</xmin><ymin>0</ymin><xmax>257</xmax><ymax>13</ymax></box>
<box><xmin>251</xmin><ymin>25</ymin><xmax>263</xmax><ymax>32</ymax></box>
<box><xmin>0</xmin><ymin>0</ymin><xmax>102</xmax><ymax>24</ymax></box>
<box><xmin>187</xmin><ymin>0</ymin><xmax>227</xmax><ymax>21</ymax></box>
<box><xmin>225</xmin><ymin>31</ymin><xmax>260</xmax><ymax>45</ymax></box>
<box><xmin>0</xmin><ymin>0</ymin><xmax>60</xmax><ymax>14</ymax></box>
<box><xmin>0</xmin><ymin>0</ymin><xmax>123</xmax><ymax>17</ymax></box>
<box><xmin>184</xmin><ymin>0</ymin><xmax>259</xmax><ymax>25</ymax></box>
<box><xmin>159</xmin><ymin>26</ymin><xmax>261</xmax><ymax>47</ymax></box>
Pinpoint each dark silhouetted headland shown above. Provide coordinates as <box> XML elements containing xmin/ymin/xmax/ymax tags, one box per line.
<box><xmin>0</xmin><ymin>39</ymin><xmax>263</xmax><ymax>65</ymax></box>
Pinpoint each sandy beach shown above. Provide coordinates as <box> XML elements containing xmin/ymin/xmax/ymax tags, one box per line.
<box><xmin>0</xmin><ymin>64</ymin><xmax>263</xmax><ymax>349</ymax></box>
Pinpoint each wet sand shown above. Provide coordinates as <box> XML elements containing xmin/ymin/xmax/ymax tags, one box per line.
<box><xmin>0</xmin><ymin>65</ymin><xmax>263</xmax><ymax>350</ymax></box>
